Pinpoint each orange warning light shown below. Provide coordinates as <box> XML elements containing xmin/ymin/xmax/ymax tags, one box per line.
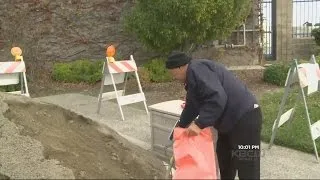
<box><xmin>11</xmin><ymin>47</ymin><xmax>22</xmax><ymax>56</ymax></box>
<box><xmin>106</xmin><ymin>45</ymin><xmax>115</xmax><ymax>57</ymax></box>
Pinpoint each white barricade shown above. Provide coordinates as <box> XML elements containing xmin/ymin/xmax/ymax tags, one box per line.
<box><xmin>269</xmin><ymin>55</ymin><xmax>320</xmax><ymax>162</ymax></box>
<box><xmin>97</xmin><ymin>55</ymin><xmax>149</xmax><ymax>121</ymax></box>
<box><xmin>0</xmin><ymin>61</ymin><xmax>29</xmax><ymax>97</ymax></box>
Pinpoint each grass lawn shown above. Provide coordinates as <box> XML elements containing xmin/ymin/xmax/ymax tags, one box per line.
<box><xmin>260</xmin><ymin>87</ymin><xmax>320</xmax><ymax>155</ymax></box>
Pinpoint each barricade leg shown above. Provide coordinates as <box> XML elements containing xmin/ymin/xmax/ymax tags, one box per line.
<box><xmin>23</xmin><ymin>72</ymin><xmax>29</xmax><ymax>96</ymax></box>
<box><xmin>134</xmin><ymin>70</ymin><xmax>149</xmax><ymax>115</ymax></box>
<box><xmin>300</xmin><ymin>85</ymin><xmax>319</xmax><ymax>162</ymax></box>
<box><xmin>110</xmin><ymin>73</ymin><xmax>125</xmax><ymax>121</ymax></box>
<box><xmin>20</xmin><ymin>73</ymin><xmax>24</xmax><ymax>94</ymax></box>
<box><xmin>97</xmin><ymin>74</ymin><xmax>106</xmax><ymax>114</ymax></box>
<box><xmin>269</xmin><ymin>77</ymin><xmax>294</xmax><ymax>148</ymax></box>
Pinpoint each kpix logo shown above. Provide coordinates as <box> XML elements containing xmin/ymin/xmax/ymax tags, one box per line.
<box><xmin>231</xmin><ymin>145</ymin><xmax>264</xmax><ymax>160</ymax></box>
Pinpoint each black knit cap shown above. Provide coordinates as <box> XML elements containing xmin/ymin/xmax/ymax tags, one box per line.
<box><xmin>165</xmin><ymin>51</ymin><xmax>191</xmax><ymax>69</ymax></box>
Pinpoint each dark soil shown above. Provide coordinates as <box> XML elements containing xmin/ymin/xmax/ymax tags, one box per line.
<box><xmin>3</xmin><ymin>100</ymin><xmax>166</xmax><ymax>179</ymax></box>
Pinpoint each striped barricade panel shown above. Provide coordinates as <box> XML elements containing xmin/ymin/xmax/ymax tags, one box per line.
<box><xmin>311</xmin><ymin>120</ymin><xmax>320</xmax><ymax>140</ymax></box>
<box><xmin>107</xmin><ymin>60</ymin><xmax>137</xmax><ymax>74</ymax></box>
<box><xmin>297</xmin><ymin>63</ymin><xmax>320</xmax><ymax>94</ymax></box>
<box><xmin>0</xmin><ymin>61</ymin><xmax>26</xmax><ymax>74</ymax></box>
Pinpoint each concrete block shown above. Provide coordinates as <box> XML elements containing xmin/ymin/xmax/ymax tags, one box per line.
<box><xmin>148</xmin><ymin>100</ymin><xmax>184</xmax><ymax>160</ymax></box>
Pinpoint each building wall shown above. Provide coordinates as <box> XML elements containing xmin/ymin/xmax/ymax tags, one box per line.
<box><xmin>292</xmin><ymin>38</ymin><xmax>317</xmax><ymax>60</ymax></box>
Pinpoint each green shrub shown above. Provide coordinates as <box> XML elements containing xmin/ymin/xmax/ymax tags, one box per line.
<box><xmin>312</xmin><ymin>28</ymin><xmax>320</xmax><ymax>46</ymax></box>
<box><xmin>52</xmin><ymin>59</ymin><xmax>104</xmax><ymax>84</ymax></box>
<box><xmin>263</xmin><ymin>57</ymin><xmax>320</xmax><ymax>86</ymax></box>
<box><xmin>263</xmin><ymin>63</ymin><xmax>290</xmax><ymax>86</ymax></box>
<box><xmin>316</xmin><ymin>55</ymin><xmax>320</xmax><ymax>64</ymax></box>
<box><xmin>137</xmin><ymin>67</ymin><xmax>151</xmax><ymax>85</ymax></box>
<box><xmin>124</xmin><ymin>0</ymin><xmax>252</xmax><ymax>53</ymax></box>
<box><xmin>143</xmin><ymin>58</ymin><xmax>172</xmax><ymax>83</ymax></box>
<box><xmin>0</xmin><ymin>84</ymin><xmax>21</xmax><ymax>92</ymax></box>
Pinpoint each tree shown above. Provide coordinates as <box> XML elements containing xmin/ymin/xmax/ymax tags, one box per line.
<box><xmin>123</xmin><ymin>0</ymin><xmax>253</xmax><ymax>54</ymax></box>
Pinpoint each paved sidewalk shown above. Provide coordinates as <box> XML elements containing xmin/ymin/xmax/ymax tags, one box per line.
<box><xmin>37</xmin><ymin>93</ymin><xmax>320</xmax><ymax>179</ymax></box>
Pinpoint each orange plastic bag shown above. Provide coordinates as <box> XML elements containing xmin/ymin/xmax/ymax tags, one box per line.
<box><xmin>172</xmin><ymin>127</ymin><xmax>217</xmax><ymax>179</ymax></box>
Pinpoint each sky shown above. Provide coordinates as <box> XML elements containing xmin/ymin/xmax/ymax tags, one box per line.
<box><xmin>292</xmin><ymin>0</ymin><xmax>320</xmax><ymax>26</ymax></box>
<box><xmin>262</xmin><ymin>0</ymin><xmax>320</xmax><ymax>54</ymax></box>
<box><xmin>263</xmin><ymin>0</ymin><xmax>320</xmax><ymax>27</ymax></box>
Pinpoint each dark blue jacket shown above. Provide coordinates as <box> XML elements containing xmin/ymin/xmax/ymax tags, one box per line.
<box><xmin>179</xmin><ymin>59</ymin><xmax>258</xmax><ymax>133</ymax></box>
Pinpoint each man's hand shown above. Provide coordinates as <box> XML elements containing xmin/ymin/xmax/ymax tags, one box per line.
<box><xmin>186</xmin><ymin>121</ymin><xmax>201</xmax><ymax>136</ymax></box>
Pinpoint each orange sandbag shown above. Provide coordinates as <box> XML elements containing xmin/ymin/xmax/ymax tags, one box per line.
<box><xmin>172</xmin><ymin>127</ymin><xmax>217</xmax><ymax>179</ymax></box>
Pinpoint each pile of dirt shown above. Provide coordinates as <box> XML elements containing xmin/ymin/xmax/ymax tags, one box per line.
<box><xmin>0</xmin><ymin>94</ymin><xmax>166</xmax><ymax>179</ymax></box>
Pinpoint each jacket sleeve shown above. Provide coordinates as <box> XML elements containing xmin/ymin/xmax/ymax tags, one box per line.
<box><xmin>178</xmin><ymin>90</ymin><xmax>199</xmax><ymax>128</ymax></box>
<box><xmin>191</xmin><ymin>65</ymin><xmax>228</xmax><ymax>129</ymax></box>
